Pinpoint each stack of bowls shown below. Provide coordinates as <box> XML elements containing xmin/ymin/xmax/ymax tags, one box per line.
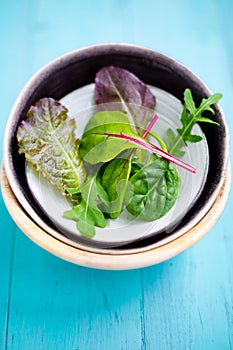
<box><xmin>1</xmin><ymin>44</ymin><xmax>230</xmax><ymax>270</ymax></box>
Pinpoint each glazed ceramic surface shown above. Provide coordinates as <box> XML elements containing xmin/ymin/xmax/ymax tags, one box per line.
<box><xmin>3</xmin><ymin>44</ymin><xmax>229</xmax><ymax>251</ymax></box>
<box><xmin>26</xmin><ymin>84</ymin><xmax>209</xmax><ymax>247</ymax></box>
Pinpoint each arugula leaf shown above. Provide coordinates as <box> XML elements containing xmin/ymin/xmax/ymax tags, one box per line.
<box><xmin>17</xmin><ymin>97</ymin><xmax>86</xmax><ymax>197</ymax></box>
<box><xmin>126</xmin><ymin>158</ymin><xmax>180</xmax><ymax>221</ymax></box>
<box><xmin>95</xmin><ymin>66</ymin><xmax>156</xmax><ymax>135</ymax></box>
<box><xmin>165</xmin><ymin>128</ymin><xmax>186</xmax><ymax>158</ymax></box>
<box><xmin>64</xmin><ymin>199</ymin><xmax>106</xmax><ymax>238</ymax></box>
<box><xmin>79</xmin><ymin>110</ymin><xmax>196</xmax><ymax>173</ymax></box>
<box><xmin>168</xmin><ymin>88</ymin><xmax>222</xmax><ymax>155</ymax></box>
<box><xmin>64</xmin><ymin>175</ymin><xmax>107</xmax><ymax>237</ymax></box>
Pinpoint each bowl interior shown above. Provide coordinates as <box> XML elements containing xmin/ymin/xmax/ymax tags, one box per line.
<box><xmin>4</xmin><ymin>44</ymin><xmax>229</xmax><ymax>252</ymax></box>
<box><xmin>25</xmin><ymin>84</ymin><xmax>209</xmax><ymax>247</ymax></box>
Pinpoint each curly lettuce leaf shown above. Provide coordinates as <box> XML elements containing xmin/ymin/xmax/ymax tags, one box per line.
<box><xmin>17</xmin><ymin>97</ymin><xmax>86</xmax><ymax>196</ymax></box>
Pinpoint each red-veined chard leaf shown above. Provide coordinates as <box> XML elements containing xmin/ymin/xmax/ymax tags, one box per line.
<box><xmin>79</xmin><ymin>110</ymin><xmax>196</xmax><ymax>173</ymax></box>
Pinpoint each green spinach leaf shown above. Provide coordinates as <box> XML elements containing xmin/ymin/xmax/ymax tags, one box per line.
<box><xmin>126</xmin><ymin>158</ymin><xmax>180</xmax><ymax>221</ymax></box>
<box><xmin>101</xmin><ymin>158</ymin><xmax>132</xmax><ymax>219</ymax></box>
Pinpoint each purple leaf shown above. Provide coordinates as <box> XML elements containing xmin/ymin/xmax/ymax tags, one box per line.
<box><xmin>95</xmin><ymin>66</ymin><xmax>156</xmax><ymax>135</ymax></box>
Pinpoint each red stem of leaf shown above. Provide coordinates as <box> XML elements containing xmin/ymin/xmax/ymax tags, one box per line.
<box><xmin>142</xmin><ymin>114</ymin><xmax>158</xmax><ymax>138</ymax></box>
<box><xmin>127</xmin><ymin>114</ymin><xmax>159</xmax><ymax>158</ymax></box>
<box><xmin>103</xmin><ymin>131</ymin><xmax>196</xmax><ymax>173</ymax></box>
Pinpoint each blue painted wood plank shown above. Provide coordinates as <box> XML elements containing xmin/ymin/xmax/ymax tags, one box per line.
<box><xmin>0</xmin><ymin>1</ymin><xmax>36</xmax><ymax>162</ymax></box>
<box><xmin>142</xmin><ymin>219</ymin><xmax>233</xmax><ymax>349</ymax></box>
<box><xmin>1</xmin><ymin>0</ymin><xmax>233</xmax><ymax>349</ymax></box>
<box><xmin>6</xmin><ymin>231</ymin><xmax>143</xmax><ymax>350</ymax></box>
<box><xmin>0</xmin><ymin>1</ymin><xmax>35</xmax><ymax>349</ymax></box>
<box><xmin>0</xmin><ymin>200</ymin><xmax>16</xmax><ymax>350</ymax></box>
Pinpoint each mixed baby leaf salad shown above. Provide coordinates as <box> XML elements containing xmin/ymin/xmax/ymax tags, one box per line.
<box><xmin>17</xmin><ymin>66</ymin><xmax>222</xmax><ymax>238</ymax></box>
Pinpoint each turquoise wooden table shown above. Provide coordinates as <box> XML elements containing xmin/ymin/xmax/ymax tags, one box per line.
<box><xmin>1</xmin><ymin>1</ymin><xmax>233</xmax><ymax>349</ymax></box>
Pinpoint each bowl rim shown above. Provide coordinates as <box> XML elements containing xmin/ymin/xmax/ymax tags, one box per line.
<box><xmin>3</xmin><ymin>42</ymin><xmax>230</xmax><ymax>253</ymax></box>
<box><xmin>1</xmin><ymin>163</ymin><xmax>231</xmax><ymax>269</ymax></box>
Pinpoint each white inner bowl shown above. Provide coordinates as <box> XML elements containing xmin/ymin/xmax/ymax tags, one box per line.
<box><xmin>26</xmin><ymin>84</ymin><xmax>209</xmax><ymax>248</ymax></box>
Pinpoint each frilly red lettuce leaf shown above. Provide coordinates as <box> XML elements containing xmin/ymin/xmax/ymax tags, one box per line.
<box><xmin>17</xmin><ymin>97</ymin><xmax>86</xmax><ymax>196</ymax></box>
<box><xmin>95</xmin><ymin>66</ymin><xmax>156</xmax><ymax>135</ymax></box>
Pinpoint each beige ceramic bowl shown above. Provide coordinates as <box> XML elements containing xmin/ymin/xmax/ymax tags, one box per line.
<box><xmin>1</xmin><ymin>165</ymin><xmax>231</xmax><ymax>269</ymax></box>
